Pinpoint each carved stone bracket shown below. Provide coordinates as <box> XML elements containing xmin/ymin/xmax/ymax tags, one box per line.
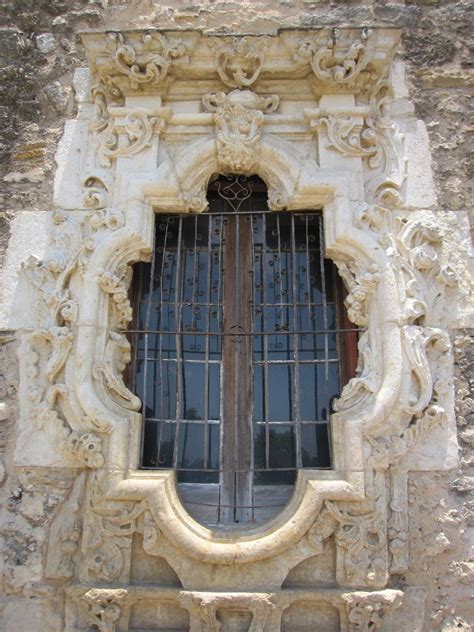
<box><xmin>342</xmin><ymin>589</ymin><xmax>403</xmax><ymax>632</ymax></box>
<box><xmin>208</xmin><ymin>35</ymin><xmax>272</xmax><ymax>88</ymax></box>
<box><xmin>94</xmin><ymin>31</ymin><xmax>192</xmax><ymax>97</ymax></box>
<box><xmin>70</xmin><ymin>587</ymin><xmax>127</xmax><ymax>632</ymax></box>
<box><xmin>203</xmin><ymin>89</ymin><xmax>279</xmax><ymax>174</ymax></box>
<box><xmin>290</xmin><ymin>28</ymin><xmax>377</xmax><ymax>85</ymax></box>
<box><xmin>179</xmin><ymin>591</ymin><xmax>277</xmax><ymax>632</ymax></box>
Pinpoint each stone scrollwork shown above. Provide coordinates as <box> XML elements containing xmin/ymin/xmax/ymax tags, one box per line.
<box><xmin>335</xmin><ymin>261</ymin><xmax>381</xmax><ymax>328</ymax></box>
<box><xmin>69</xmin><ymin>587</ymin><xmax>127</xmax><ymax>632</ymax></box>
<box><xmin>208</xmin><ymin>35</ymin><xmax>272</xmax><ymax>88</ymax></box>
<box><xmin>335</xmin><ymin>331</ymin><xmax>381</xmax><ymax>414</ymax></box>
<box><xmin>91</xmin><ymin>103</ymin><xmax>168</xmax><ymax>168</ymax></box>
<box><xmin>342</xmin><ymin>590</ymin><xmax>403</xmax><ymax>632</ymax></box>
<box><xmin>203</xmin><ymin>89</ymin><xmax>279</xmax><ymax>174</ymax></box>
<box><xmin>105</xmin><ymin>31</ymin><xmax>188</xmax><ymax>91</ymax></box>
<box><xmin>99</xmin><ymin>267</ymin><xmax>133</xmax><ymax>329</ymax></box>
<box><xmin>92</xmin><ymin>332</ymin><xmax>141</xmax><ymax>411</ymax></box>
<box><xmin>292</xmin><ymin>28</ymin><xmax>376</xmax><ymax>85</ymax></box>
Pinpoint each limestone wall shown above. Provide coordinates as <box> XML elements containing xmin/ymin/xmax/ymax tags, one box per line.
<box><xmin>0</xmin><ymin>2</ymin><xmax>473</xmax><ymax>631</ymax></box>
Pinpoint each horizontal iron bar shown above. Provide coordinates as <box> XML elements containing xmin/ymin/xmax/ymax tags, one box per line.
<box><xmin>144</xmin><ymin>418</ymin><xmax>330</xmax><ymax>425</ymax></box>
<box><xmin>179</xmin><ymin>500</ymin><xmax>288</xmax><ymax>509</ymax></box>
<box><xmin>140</xmin><ymin>466</ymin><xmax>331</xmax><ymax>472</ymax></box>
<box><xmin>127</xmin><ymin>328</ymin><xmax>363</xmax><ymax>336</ymax></box>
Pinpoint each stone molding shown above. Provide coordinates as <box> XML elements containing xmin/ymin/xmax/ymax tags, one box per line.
<box><xmin>13</xmin><ymin>27</ymin><xmax>459</xmax><ymax>630</ymax></box>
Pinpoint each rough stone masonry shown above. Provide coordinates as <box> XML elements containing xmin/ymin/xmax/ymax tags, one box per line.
<box><xmin>0</xmin><ymin>2</ymin><xmax>473</xmax><ymax>631</ymax></box>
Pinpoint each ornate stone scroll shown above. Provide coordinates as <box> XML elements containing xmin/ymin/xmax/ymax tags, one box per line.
<box><xmin>208</xmin><ymin>35</ymin><xmax>272</xmax><ymax>88</ymax></box>
<box><xmin>203</xmin><ymin>89</ymin><xmax>279</xmax><ymax>174</ymax></box>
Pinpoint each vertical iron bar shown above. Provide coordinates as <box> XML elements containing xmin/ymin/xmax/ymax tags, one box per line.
<box><xmin>262</xmin><ymin>212</ymin><xmax>270</xmax><ymax>470</ymax></box>
<box><xmin>140</xmin><ymin>218</ymin><xmax>157</xmax><ymax>463</ymax></box>
<box><xmin>249</xmin><ymin>207</ymin><xmax>257</xmax><ymax>522</ymax></box>
<box><xmin>217</xmin><ymin>206</ymin><xmax>224</xmax><ymax>521</ymax></box>
<box><xmin>291</xmin><ymin>214</ymin><xmax>302</xmax><ymax>468</ymax></box>
<box><xmin>156</xmin><ymin>218</ymin><xmax>170</xmax><ymax>466</ymax></box>
<box><xmin>319</xmin><ymin>216</ymin><xmax>333</xmax><ymax>465</ymax></box>
<box><xmin>204</xmin><ymin>214</ymin><xmax>212</xmax><ymax>469</ymax></box>
<box><xmin>234</xmin><ymin>208</ymin><xmax>240</xmax><ymax>520</ymax></box>
<box><xmin>172</xmin><ymin>217</ymin><xmax>183</xmax><ymax>468</ymax></box>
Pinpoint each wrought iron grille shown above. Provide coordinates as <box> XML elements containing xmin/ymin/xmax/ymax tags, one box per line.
<box><xmin>129</xmin><ymin>175</ymin><xmax>359</xmax><ymax>525</ymax></box>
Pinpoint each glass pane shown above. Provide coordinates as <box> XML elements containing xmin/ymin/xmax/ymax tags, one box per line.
<box><xmin>299</xmin><ymin>363</ymin><xmax>340</xmax><ymax>421</ymax></box>
<box><xmin>182</xmin><ymin>362</ymin><xmax>205</xmax><ymax>420</ymax></box>
<box><xmin>253</xmin><ymin>365</ymin><xmax>264</xmax><ymax>422</ymax></box>
<box><xmin>268</xmin><ymin>364</ymin><xmax>294</xmax><ymax>421</ymax></box>
<box><xmin>178</xmin><ymin>422</ymin><xmax>204</xmax><ymax>469</ymax></box>
<box><xmin>254</xmin><ymin>425</ymin><xmax>296</xmax><ymax>485</ymax></box>
<box><xmin>142</xmin><ymin>420</ymin><xmax>175</xmax><ymax>468</ymax></box>
<box><xmin>208</xmin><ymin>363</ymin><xmax>221</xmax><ymax>420</ymax></box>
<box><xmin>136</xmin><ymin>359</ymin><xmax>177</xmax><ymax>420</ymax></box>
<box><xmin>253</xmin><ymin>425</ymin><xmax>266</xmax><ymax>470</ymax></box>
<box><xmin>301</xmin><ymin>423</ymin><xmax>331</xmax><ymax>468</ymax></box>
<box><xmin>269</xmin><ymin>424</ymin><xmax>296</xmax><ymax>469</ymax></box>
<box><xmin>208</xmin><ymin>423</ymin><xmax>220</xmax><ymax>470</ymax></box>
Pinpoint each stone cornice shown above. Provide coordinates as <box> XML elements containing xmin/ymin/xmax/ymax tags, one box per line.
<box><xmin>81</xmin><ymin>28</ymin><xmax>400</xmax><ymax>100</ymax></box>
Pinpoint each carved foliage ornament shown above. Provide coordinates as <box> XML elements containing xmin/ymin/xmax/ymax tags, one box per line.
<box><xmin>342</xmin><ymin>590</ymin><xmax>403</xmax><ymax>632</ymax></box>
<box><xmin>293</xmin><ymin>28</ymin><xmax>376</xmax><ymax>84</ymax></box>
<box><xmin>20</xmin><ymin>178</ymin><xmax>134</xmax><ymax>468</ymax></box>
<box><xmin>104</xmin><ymin>31</ymin><xmax>188</xmax><ymax>92</ymax></box>
<box><xmin>90</xmin><ymin>85</ymin><xmax>167</xmax><ymax>168</ymax></box>
<box><xmin>208</xmin><ymin>35</ymin><xmax>272</xmax><ymax>88</ymax></box>
<box><xmin>203</xmin><ymin>89</ymin><xmax>279</xmax><ymax>174</ymax></box>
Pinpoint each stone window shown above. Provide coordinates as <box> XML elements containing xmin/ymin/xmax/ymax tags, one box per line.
<box><xmin>129</xmin><ymin>174</ymin><xmax>358</xmax><ymax>524</ymax></box>
<box><xmin>11</xmin><ymin>27</ymin><xmax>461</xmax><ymax>630</ymax></box>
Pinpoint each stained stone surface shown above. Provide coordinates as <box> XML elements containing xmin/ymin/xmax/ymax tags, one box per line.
<box><xmin>0</xmin><ymin>2</ymin><xmax>472</xmax><ymax>632</ymax></box>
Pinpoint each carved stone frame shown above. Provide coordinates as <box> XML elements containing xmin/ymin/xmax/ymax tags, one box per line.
<box><xmin>16</xmin><ymin>28</ymin><xmax>458</xmax><ymax>631</ymax></box>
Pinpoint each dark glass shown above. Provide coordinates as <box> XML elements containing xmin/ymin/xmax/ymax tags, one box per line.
<box><xmin>182</xmin><ymin>362</ymin><xmax>206</xmax><ymax>420</ymax></box>
<box><xmin>301</xmin><ymin>423</ymin><xmax>331</xmax><ymax>468</ymax></box>
<box><xmin>267</xmin><ymin>364</ymin><xmax>294</xmax><ymax>422</ymax></box>
<box><xmin>142</xmin><ymin>420</ymin><xmax>175</xmax><ymax>468</ymax></box>
<box><xmin>133</xmin><ymin>176</ymin><xmax>349</xmax><ymax>515</ymax></box>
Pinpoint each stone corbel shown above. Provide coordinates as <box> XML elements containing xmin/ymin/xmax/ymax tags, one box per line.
<box><xmin>342</xmin><ymin>589</ymin><xmax>403</xmax><ymax>632</ymax></box>
<box><xmin>84</xmin><ymin>30</ymin><xmax>196</xmax><ymax>98</ymax></box>
<box><xmin>208</xmin><ymin>35</ymin><xmax>272</xmax><ymax>88</ymax></box>
<box><xmin>203</xmin><ymin>89</ymin><xmax>279</xmax><ymax>175</ymax></box>
<box><xmin>68</xmin><ymin>587</ymin><xmax>127</xmax><ymax>632</ymax></box>
<box><xmin>92</xmin><ymin>105</ymin><xmax>171</xmax><ymax>169</ymax></box>
<box><xmin>179</xmin><ymin>591</ymin><xmax>277</xmax><ymax>632</ymax></box>
<box><xmin>290</xmin><ymin>28</ymin><xmax>377</xmax><ymax>86</ymax></box>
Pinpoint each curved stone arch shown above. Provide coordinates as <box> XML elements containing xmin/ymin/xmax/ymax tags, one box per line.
<box><xmin>169</xmin><ymin>134</ymin><xmax>303</xmax><ymax>213</ymax></box>
<box><xmin>73</xmin><ymin>132</ymin><xmax>409</xmax><ymax>568</ymax></box>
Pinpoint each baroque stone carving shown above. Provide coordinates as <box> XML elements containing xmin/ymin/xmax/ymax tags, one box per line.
<box><xmin>70</xmin><ymin>587</ymin><xmax>127</xmax><ymax>632</ymax></box>
<box><xmin>291</xmin><ymin>28</ymin><xmax>376</xmax><ymax>85</ymax></box>
<box><xmin>14</xmin><ymin>27</ymin><xmax>458</xmax><ymax>631</ymax></box>
<box><xmin>335</xmin><ymin>262</ymin><xmax>381</xmax><ymax>328</ymax></box>
<box><xmin>179</xmin><ymin>591</ymin><xmax>276</xmax><ymax>632</ymax></box>
<box><xmin>45</xmin><ymin>472</ymin><xmax>86</xmax><ymax>579</ymax></box>
<box><xmin>208</xmin><ymin>36</ymin><xmax>272</xmax><ymax>88</ymax></box>
<box><xmin>90</xmin><ymin>83</ymin><xmax>168</xmax><ymax>168</ymax></box>
<box><xmin>342</xmin><ymin>590</ymin><xmax>403</xmax><ymax>632</ymax></box>
<box><xmin>203</xmin><ymin>89</ymin><xmax>279</xmax><ymax>174</ymax></box>
<box><xmin>104</xmin><ymin>31</ymin><xmax>188</xmax><ymax>92</ymax></box>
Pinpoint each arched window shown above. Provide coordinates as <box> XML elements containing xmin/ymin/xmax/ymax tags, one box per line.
<box><xmin>129</xmin><ymin>175</ymin><xmax>357</xmax><ymax>525</ymax></box>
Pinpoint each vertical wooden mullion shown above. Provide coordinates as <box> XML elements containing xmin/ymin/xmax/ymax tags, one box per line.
<box><xmin>221</xmin><ymin>204</ymin><xmax>253</xmax><ymax>524</ymax></box>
